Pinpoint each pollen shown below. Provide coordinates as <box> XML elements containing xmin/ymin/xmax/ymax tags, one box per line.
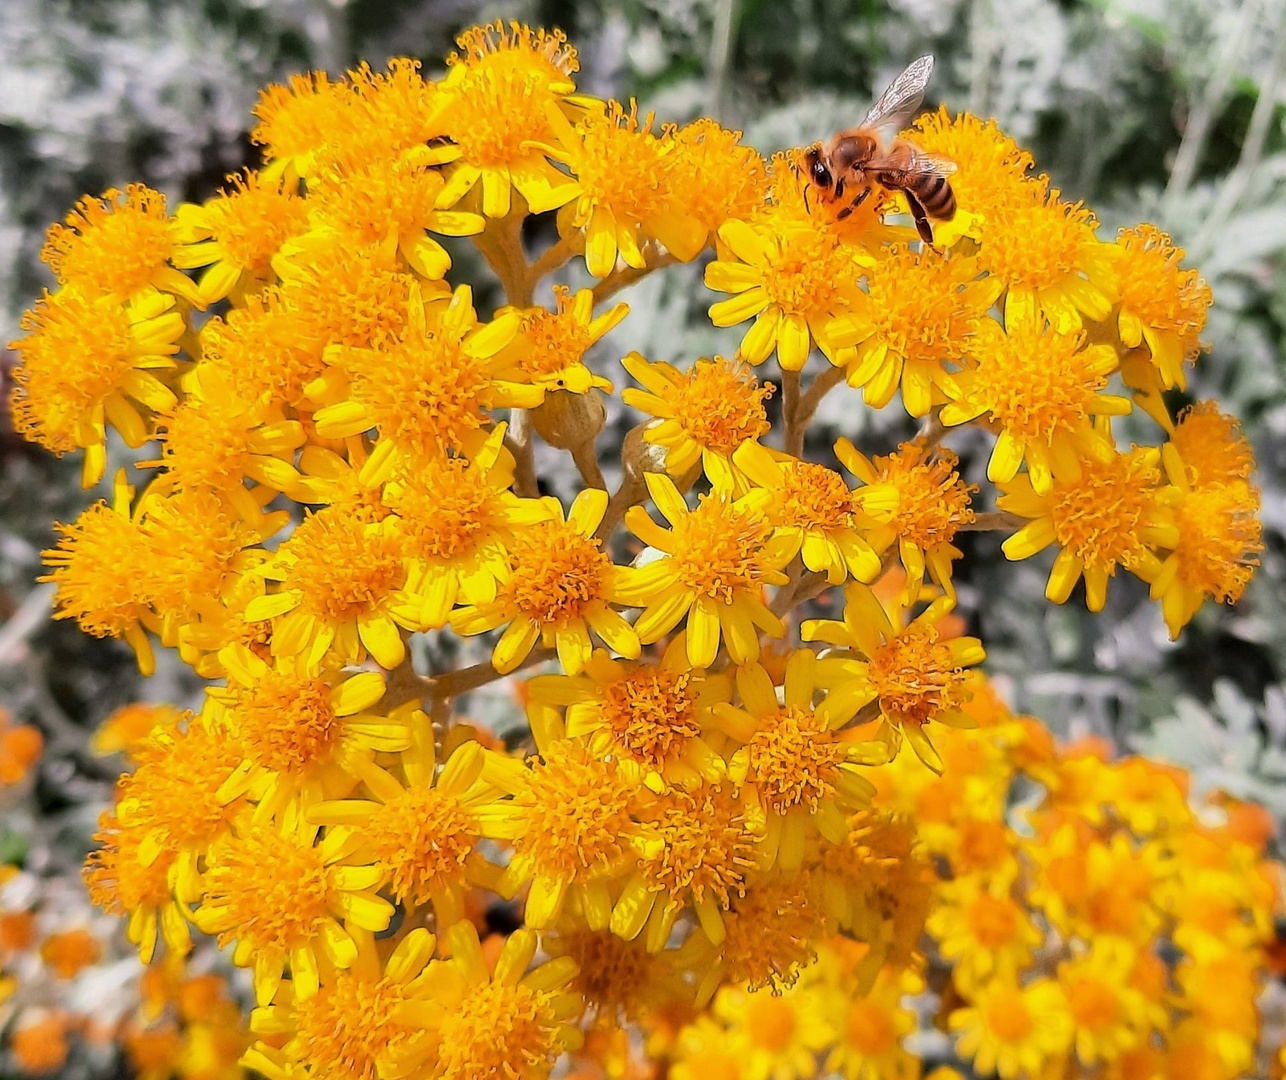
<box><xmin>744</xmin><ymin>706</ymin><xmax>846</xmax><ymax>814</ymax></box>
<box><xmin>40</xmin><ymin>185</ymin><xmax>174</xmax><ymax>299</ymax></box>
<box><xmin>434</xmin><ymin>980</ymin><xmax>564</xmax><ymax>1080</ymax></box>
<box><xmin>277</xmin><ymin>510</ymin><xmax>407</xmax><ymax>622</ymax></box>
<box><xmin>869</xmin><ymin>443</ymin><xmax>975</xmax><ymax>548</ymax></box>
<box><xmin>201</xmin><ymin>825</ymin><xmax>332</xmax><ymax>953</ymax></box>
<box><xmin>776</xmin><ymin>462</ymin><xmax>858</xmax><ymax>532</ymax></box>
<box><xmin>671</xmin><ymin>493</ymin><xmax>777</xmax><ymax>602</ymax></box>
<box><xmin>223</xmin><ymin>669</ymin><xmax>339</xmax><ymax>775</ymax></box>
<box><xmin>982</xmin><ymin>196</ymin><xmax>1095</xmax><ymax>288</ymax></box>
<box><xmin>1047</xmin><ymin>451</ymin><xmax>1161</xmax><ymax>573</ymax></box>
<box><xmin>292</xmin><ymin>971</ymin><xmax>415</xmax><ymax>1080</ymax></box>
<box><xmin>366</xmin><ymin>786</ymin><xmax>476</xmax><ymax>905</ymax></box>
<box><xmin>1171</xmin><ymin>402</ymin><xmax>1256</xmax><ymax>486</ymax></box>
<box><xmin>599</xmin><ymin>667</ymin><xmax>702</xmax><ymax>768</ymax></box>
<box><xmin>1172</xmin><ymin>481</ymin><xmax>1262</xmax><ymax>603</ymax></box>
<box><xmin>671</xmin><ymin>119</ymin><xmax>769</xmax><ymax>232</ymax></box>
<box><xmin>501</xmin><ymin>519</ymin><xmax>612</xmax><ymax>628</ymax></box>
<box><xmin>1116</xmin><ymin>224</ymin><xmax>1211</xmax><ymax>336</ymax></box>
<box><xmin>512</xmin><ymin>743</ymin><xmax>635</xmax><ymax>878</ymax></box>
<box><xmin>671</xmin><ymin>358</ymin><xmax>773</xmax><ymax>456</ymax></box>
<box><xmin>866</xmin><ymin>622</ymin><xmax>971</xmax><ymax>728</ymax></box>
<box><xmin>759</xmin><ymin>225</ymin><xmax>854</xmax><ymax>318</ymax></box>
<box><xmin>386</xmin><ymin>459</ymin><xmax>498</xmax><ymax>561</ymax></box>
<box><xmin>639</xmin><ymin>787</ymin><xmax>757</xmax><ymax>906</ymax></box>
<box><xmin>570</xmin><ymin>102</ymin><xmax>676</xmax><ymax>225</ymax></box>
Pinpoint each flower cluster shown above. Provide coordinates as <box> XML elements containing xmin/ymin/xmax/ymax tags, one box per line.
<box><xmin>6</xmin><ymin>18</ymin><xmax>1275</xmax><ymax>1080</ymax></box>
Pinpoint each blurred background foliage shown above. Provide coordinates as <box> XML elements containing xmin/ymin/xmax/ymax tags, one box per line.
<box><xmin>1</xmin><ymin>0</ymin><xmax>1285</xmax><ymax>834</ymax></box>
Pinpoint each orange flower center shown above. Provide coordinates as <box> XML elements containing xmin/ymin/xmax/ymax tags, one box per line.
<box><xmin>745</xmin><ymin>996</ymin><xmax>797</xmax><ymax>1052</ymax></box>
<box><xmin>965</xmin><ymin>893</ymin><xmax>1020</xmax><ymax>948</ymax></box>
<box><xmin>670</xmin><ymin>357</ymin><xmax>772</xmax><ymax>455</ymax></box>
<box><xmin>228</xmin><ymin>670</ymin><xmax>339</xmax><ymax>775</ymax></box>
<box><xmin>866</xmin><ymin>623</ymin><xmax>968</xmax><ymax>728</ymax></box>
<box><xmin>281</xmin><ymin>512</ymin><xmax>407</xmax><ymax>623</ymax></box>
<box><xmin>670</xmin><ymin>493</ymin><xmax>777</xmax><ymax>602</ymax></box>
<box><xmin>845</xmin><ymin>999</ymin><xmax>897</xmax><ymax>1055</ymax></box>
<box><xmin>984</xmin><ymin>988</ymin><xmax>1033</xmax><ymax>1043</ymax></box>
<box><xmin>871</xmin><ymin>443</ymin><xmax>974</xmax><ymax>548</ymax></box>
<box><xmin>434</xmin><ymin>980</ymin><xmax>561</xmax><ymax>1080</ymax></box>
<box><xmin>745</xmin><ymin>706</ymin><xmax>845</xmax><ymax>814</ymax></box>
<box><xmin>776</xmin><ymin>461</ymin><xmax>858</xmax><ymax>531</ymax></box>
<box><xmin>599</xmin><ymin>667</ymin><xmax>701</xmax><ymax>767</ymax></box>
<box><xmin>368</xmin><ymin>786</ymin><xmax>476</xmax><ymax>906</ymax></box>
<box><xmin>294</xmin><ymin>972</ymin><xmax>417</xmax><ymax>1080</ymax></box>
<box><xmin>502</xmin><ymin>519</ymin><xmax>611</xmax><ymax>627</ymax></box>
<box><xmin>1046</xmin><ymin>450</ymin><xmax>1160</xmax><ymax>572</ymax></box>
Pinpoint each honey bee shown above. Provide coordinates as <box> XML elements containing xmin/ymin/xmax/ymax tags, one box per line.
<box><xmin>801</xmin><ymin>55</ymin><xmax>956</xmax><ymax>246</ymax></box>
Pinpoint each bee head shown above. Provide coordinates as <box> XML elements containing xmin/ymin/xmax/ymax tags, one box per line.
<box><xmin>803</xmin><ymin>145</ymin><xmax>832</xmax><ymax>190</ymax></box>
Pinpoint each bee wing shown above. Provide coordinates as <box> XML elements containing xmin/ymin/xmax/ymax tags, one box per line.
<box><xmin>906</xmin><ymin>151</ymin><xmax>957</xmax><ymax>178</ymax></box>
<box><xmin>860</xmin><ymin>55</ymin><xmax>935</xmax><ymax>137</ymax></box>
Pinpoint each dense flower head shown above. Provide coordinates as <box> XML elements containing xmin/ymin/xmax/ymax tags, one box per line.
<box><xmin>8</xmin><ymin>20</ymin><xmax>1272</xmax><ymax>1080</ymax></box>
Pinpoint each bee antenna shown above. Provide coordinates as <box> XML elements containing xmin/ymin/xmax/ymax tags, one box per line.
<box><xmin>803</xmin><ymin>184</ymin><xmax>810</xmax><ymax>214</ymax></box>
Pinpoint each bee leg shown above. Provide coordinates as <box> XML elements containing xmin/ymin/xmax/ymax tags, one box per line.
<box><xmin>803</xmin><ymin>184</ymin><xmax>811</xmax><ymax>214</ymax></box>
<box><xmin>836</xmin><ymin>186</ymin><xmax>871</xmax><ymax>222</ymax></box>
<box><xmin>904</xmin><ymin>190</ymin><xmax>936</xmax><ymax>248</ymax></box>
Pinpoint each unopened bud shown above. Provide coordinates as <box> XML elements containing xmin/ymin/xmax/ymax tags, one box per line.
<box><xmin>531</xmin><ymin>389</ymin><xmax>606</xmax><ymax>451</ymax></box>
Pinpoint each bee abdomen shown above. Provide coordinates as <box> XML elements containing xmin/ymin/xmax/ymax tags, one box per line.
<box><xmin>918</xmin><ymin>174</ymin><xmax>956</xmax><ymax>220</ymax></box>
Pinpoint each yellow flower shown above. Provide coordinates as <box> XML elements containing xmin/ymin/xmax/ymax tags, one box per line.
<box><xmin>203</xmin><ymin>645</ymin><xmax>404</xmax><ymax>812</ymax></box>
<box><xmin>245</xmin><ymin>505</ymin><xmax>411</xmax><ymax>672</ymax></box>
<box><xmin>999</xmin><ymin>445</ymin><xmax>1179</xmax><ymax>611</ymax></box>
<box><xmin>542</xmin><ymin>922</ymin><xmax>684</xmax><ymax>1026</ymax></box>
<box><xmin>669</xmin><ymin>119</ymin><xmax>770</xmax><ymax>244</ymax></box>
<box><xmin>39</xmin><ymin>184</ymin><xmax>200</xmax><ymax>304</ymax></box>
<box><xmin>41</xmin><ymin>471</ymin><xmax>158</xmax><ymax>674</ymax></box>
<box><xmin>309</xmin><ymin>283</ymin><xmax>539</xmax><ymax>472</ymax></box>
<box><xmin>908</xmin><ymin>107</ymin><xmax>1044</xmax><ymax>245</ymax></box>
<box><xmin>194</xmin><ymin>800</ymin><xmax>393</xmax><ymax>1006</ymax></box>
<box><xmin>711</xmin><ymin>979</ymin><xmax>834</xmax><ymax>1080</ymax></box>
<box><xmin>949</xmin><ymin>977</ymin><xmax>1072</xmax><ymax>1080</ymax></box>
<box><xmin>170</xmin><ymin>171</ymin><xmax>309</xmax><ymax>304</ymax></box>
<box><xmin>733</xmin><ymin>439</ymin><xmax>885</xmax><ymax>584</ymax></box>
<box><xmin>305</xmin><ymin>151</ymin><xmax>484</xmax><ymax>279</ymax></box>
<box><xmin>244</xmin><ymin>927</ymin><xmax>436</xmax><ymax>1080</ymax></box>
<box><xmin>1168</xmin><ymin>401</ymin><xmax>1256</xmax><ymax>487</ymax></box>
<box><xmin>477</xmin><ymin>739</ymin><xmax>651</xmax><ymax>928</ymax></box>
<box><xmin>834</xmin><ymin>438</ymin><xmax>975</xmax><ymax>603</ymax></box>
<box><xmin>525</xmin><ymin>642</ymin><xmax>732</xmax><ymax>787</ymax></box>
<box><xmin>619</xmin><ymin>473</ymin><xmax>794</xmax><ymax>668</ymax></box>
<box><xmin>805</xmin><ymin>584</ymin><xmax>984</xmax><ymax>773</ymax></box>
<box><xmin>705</xmin><ymin>215</ymin><xmax>864</xmax><ymax>370</ymax></box>
<box><xmin>9</xmin><ymin>287</ymin><xmax>183</xmax><ymax>487</ymax></box>
<box><xmin>721</xmin><ymin>652</ymin><xmax>887</xmax><ymax>871</ymax></box>
<box><xmin>842</xmin><ymin>246</ymin><xmax>992</xmax><ymax>415</ymax></box>
<box><xmin>978</xmin><ymin>191</ymin><xmax>1119</xmax><ymax>333</ymax></box>
<box><xmin>611</xmin><ymin>782</ymin><xmax>762</xmax><ymax>950</ymax></box>
<box><xmin>1058</xmin><ymin>940</ymin><xmax>1151</xmax><ymax>1067</ymax></box>
<box><xmin>499</xmin><ymin>286</ymin><xmax>624</xmax><ymax>396</ymax></box>
<box><xmin>943</xmin><ymin>314</ymin><xmax>1131</xmax><ymax>492</ymax></box>
<box><xmin>390</xmin><ymin>922</ymin><xmax>584</xmax><ymax>1080</ymax></box>
<box><xmin>383</xmin><ymin>425</ymin><xmax>553</xmax><ymax>629</ymax></box>
<box><xmin>541</xmin><ymin>99</ymin><xmax>708</xmax><ymax>277</ymax></box>
<box><xmin>451</xmin><ymin>488</ymin><xmax>638</xmax><ymax>675</ymax></box>
<box><xmin>622</xmin><ymin>353</ymin><xmax>773</xmax><ymax>480</ymax></box>
<box><xmin>824</xmin><ymin>964</ymin><xmax>921</xmax><ymax>1080</ymax></box>
<box><xmin>307</xmin><ymin>739</ymin><xmax>496</xmax><ymax>926</ymax></box>
<box><xmin>437</xmin><ymin>20</ymin><xmax>583</xmax><ymax>217</ymax></box>
<box><xmin>926</xmin><ymin>878</ymin><xmax>1041</xmax><ymax>993</ymax></box>
<box><xmin>1115</xmin><ymin>224</ymin><xmax>1212</xmax><ymax>391</ymax></box>
<box><xmin>250</xmin><ymin>71</ymin><xmax>352</xmax><ymax>180</ymax></box>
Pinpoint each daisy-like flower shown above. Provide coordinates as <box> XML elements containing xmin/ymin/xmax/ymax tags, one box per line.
<box><xmin>84</xmin><ymin>807</ymin><xmax>191</xmax><ymax>964</ymax></box>
<box><xmin>1058</xmin><ymin>940</ymin><xmax>1151</xmax><ymax>1067</ymax></box>
<box><xmin>925</xmin><ymin>877</ymin><xmax>1041</xmax><ymax>993</ymax></box>
<box><xmin>942</xmin><ymin>313</ymin><xmax>1131</xmax><ymax>493</ymax></box>
<box><xmin>618</xmin><ymin>473</ymin><xmax>795</xmax><ymax>668</ymax></box>
<box><xmin>705</xmin><ymin>215</ymin><xmax>865</xmax><ymax>370</ymax></box>
<box><xmin>306</xmin><ymin>152</ymin><xmax>484</xmax><ymax>280</ymax></box>
<box><xmin>835</xmin><ymin>438</ymin><xmax>975</xmax><ymax>603</ymax></box>
<box><xmin>146</xmin><ymin>366</ymin><xmax>305</xmax><ymax>522</ymax></box>
<box><xmin>497</xmin><ymin>286</ymin><xmax>624</xmax><ymax>398</ymax></box>
<box><xmin>194</xmin><ymin>800</ymin><xmax>393</xmax><ymax>1006</ymax></box>
<box><xmin>1149</xmin><ymin>440</ymin><xmax>1262</xmax><ymax>638</ymax></box>
<box><xmin>384</xmin><ymin>425</ymin><xmax>553</xmax><ymax>630</ymax></box>
<box><xmin>998</xmin><ymin>444</ymin><xmax>1179</xmax><ymax>611</ymax></box>
<box><xmin>542</xmin><ymin>921</ymin><xmax>684</xmax><ymax>1026</ymax></box>
<box><xmin>908</xmin><ymin>107</ymin><xmax>1044</xmax><ymax>245</ymax></box>
<box><xmin>309</xmin><ymin>284</ymin><xmax>539</xmax><ymax>473</ymax></box>
<box><xmin>733</xmin><ymin>439</ymin><xmax>888</xmax><ymax>584</ymax></box>
<box><xmin>170</xmin><ymin>171</ymin><xmax>310</xmax><ymax>305</ymax></box>
<box><xmin>805</xmin><ymin>584</ymin><xmax>985</xmax><ymax>773</ymax></box>
<box><xmin>307</xmin><ymin>738</ymin><xmax>497</xmax><ymax>927</ymax></box>
<box><xmin>949</xmin><ymin>977</ymin><xmax>1073</xmax><ymax>1080</ymax></box>
<box><xmin>436</xmin><ymin>20</ymin><xmax>584</xmax><ymax>217</ymax></box>
<box><xmin>712</xmin><ymin>978</ymin><xmax>834</xmax><ymax>1080</ymax></box>
<box><xmin>477</xmin><ymin>738</ymin><xmax>652</xmax><ymax>928</ymax></box>
<box><xmin>203</xmin><ymin>645</ymin><xmax>406</xmax><ymax>813</ymax></box>
<box><xmin>539</xmin><ymin>99</ymin><xmax>708</xmax><ymax>277</ymax></box>
<box><xmin>41</xmin><ymin>471</ymin><xmax>158</xmax><ymax>675</ymax></box>
<box><xmin>721</xmin><ymin>652</ymin><xmax>888</xmax><ymax>871</ymax></box>
<box><xmin>1168</xmin><ymin>401</ymin><xmax>1256</xmax><ymax>487</ymax></box>
<box><xmin>244</xmin><ymin>926</ymin><xmax>437</xmax><ymax>1080</ymax></box>
<box><xmin>622</xmin><ymin>353</ymin><xmax>773</xmax><ymax>482</ymax></box>
<box><xmin>1115</xmin><ymin>224</ymin><xmax>1212</xmax><ymax>391</ymax></box>
<box><xmin>842</xmin><ymin>246</ymin><xmax>992</xmax><ymax>415</ymax></box>
<box><xmin>978</xmin><ymin>190</ymin><xmax>1120</xmax><ymax>333</ymax></box>
<box><xmin>39</xmin><ymin>184</ymin><xmax>200</xmax><ymax>304</ymax></box>
<box><xmin>611</xmin><ymin>782</ymin><xmax>762</xmax><ymax>950</ymax></box>
<box><xmin>9</xmin><ymin>288</ymin><xmax>184</xmax><ymax>487</ymax></box>
<box><xmin>824</xmin><ymin>963</ymin><xmax>922</xmax><ymax>1080</ymax></box>
<box><xmin>525</xmin><ymin>641</ymin><xmax>732</xmax><ymax>787</ymax></box>
<box><xmin>250</xmin><ymin>71</ymin><xmax>355</xmax><ymax>181</ymax></box>
<box><xmin>390</xmin><ymin>922</ymin><xmax>584</xmax><ymax>1080</ymax></box>
<box><xmin>452</xmin><ymin>488</ymin><xmax>638</xmax><ymax>675</ymax></box>
<box><xmin>669</xmin><ymin>118</ymin><xmax>770</xmax><ymax>245</ymax></box>
<box><xmin>245</xmin><ymin>504</ymin><xmax>411</xmax><ymax>672</ymax></box>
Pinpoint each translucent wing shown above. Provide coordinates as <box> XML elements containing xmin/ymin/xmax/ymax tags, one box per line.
<box><xmin>905</xmin><ymin>151</ymin><xmax>957</xmax><ymax>179</ymax></box>
<box><xmin>861</xmin><ymin>55</ymin><xmax>935</xmax><ymax>136</ymax></box>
